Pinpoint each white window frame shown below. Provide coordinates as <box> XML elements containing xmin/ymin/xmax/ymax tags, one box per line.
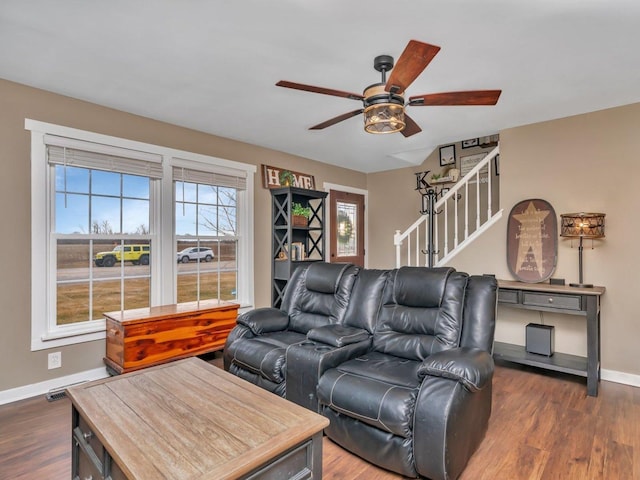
<box><xmin>27</xmin><ymin>119</ymin><xmax>255</xmax><ymax>351</ymax></box>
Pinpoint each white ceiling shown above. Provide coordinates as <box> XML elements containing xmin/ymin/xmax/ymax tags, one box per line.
<box><xmin>1</xmin><ymin>1</ymin><xmax>639</xmax><ymax>173</ymax></box>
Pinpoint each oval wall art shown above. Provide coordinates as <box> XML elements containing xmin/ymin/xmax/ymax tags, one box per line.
<box><xmin>506</xmin><ymin>198</ymin><xmax>558</xmax><ymax>283</ymax></box>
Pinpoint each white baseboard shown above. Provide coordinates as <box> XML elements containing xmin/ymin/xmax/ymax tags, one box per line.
<box><xmin>601</xmin><ymin>368</ymin><xmax>640</xmax><ymax>388</ymax></box>
<box><xmin>0</xmin><ymin>367</ymin><xmax>109</xmax><ymax>406</ymax></box>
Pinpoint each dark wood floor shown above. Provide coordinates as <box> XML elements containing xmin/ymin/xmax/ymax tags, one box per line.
<box><xmin>1</xmin><ymin>359</ymin><xmax>638</xmax><ymax>479</ymax></box>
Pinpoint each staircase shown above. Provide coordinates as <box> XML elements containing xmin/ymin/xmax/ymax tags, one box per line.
<box><xmin>394</xmin><ymin>146</ymin><xmax>502</xmax><ymax>267</ymax></box>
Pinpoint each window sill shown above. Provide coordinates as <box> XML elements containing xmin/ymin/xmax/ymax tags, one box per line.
<box><xmin>31</xmin><ymin>321</ymin><xmax>106</xmax><ymax>351</ymax></box>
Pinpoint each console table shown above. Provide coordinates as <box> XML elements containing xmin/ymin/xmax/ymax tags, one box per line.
<box><xmin>494</xmin><ymin>280</ymin><xmax>605</xmax><ymax>397</ymax></box>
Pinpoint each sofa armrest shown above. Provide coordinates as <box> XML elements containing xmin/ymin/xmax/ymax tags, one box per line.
<box><xmin>417</xmin><ymin>347</ymin><xmax>494</xmax><ymax>392</ymax></box>
<box><xmin>237</xmin><ymin>308</ymin><xmax>289</xmax><ymax>335</ymax></box>
<box><xmin>307</xmin><ymin>325</ymin><xmax>370</xmax><ymax>347</ymax></box>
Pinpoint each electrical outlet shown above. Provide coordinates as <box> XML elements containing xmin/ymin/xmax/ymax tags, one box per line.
<box><xmin>48</xmin><ymin>351</ymin><xmax>62</xmax><ymax>369</ymax></box>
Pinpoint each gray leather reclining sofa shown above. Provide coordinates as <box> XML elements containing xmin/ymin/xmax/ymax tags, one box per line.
<box><xmin>223</xmin><ymin>262</ymin><xmax>497</xmax><ymax>480</ymax></box>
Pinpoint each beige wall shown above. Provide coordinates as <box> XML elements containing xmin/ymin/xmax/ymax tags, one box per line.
<box><xmin>3</xmin><ymin>75</ymin><xmax>638</xmax><ymax>394</ymax></box>
<box><xmin>369</xmin><ymin>102</ymin><xmax>640</xmax><ymax>377</ymax></box>
<box><xmin>0</xmin><ymin>79</ymin><xmax>366</xmax><ymax>392</ymax></box>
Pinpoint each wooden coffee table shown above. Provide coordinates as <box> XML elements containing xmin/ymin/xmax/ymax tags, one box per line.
<box><xmin>67</xmin><ymin>358</ymin><xmax>329</xmax><ymax>479</ymax></box>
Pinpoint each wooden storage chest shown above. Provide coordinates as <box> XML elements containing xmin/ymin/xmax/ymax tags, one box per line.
<box><xmin>103</xmin><ymin>299</ymin><xmax>239</xmax><ymax>374</ymax></box>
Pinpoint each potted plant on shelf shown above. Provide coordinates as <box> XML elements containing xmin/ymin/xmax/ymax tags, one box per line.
<box><xmin>279</xmin><ymin>170</ymin><xmax>295</xmax><ymax>187</ymax></box>
<box><xmin>292</xmin><ymin>202</ymin><xmax>311</xmax><ymax>227</ymax></box>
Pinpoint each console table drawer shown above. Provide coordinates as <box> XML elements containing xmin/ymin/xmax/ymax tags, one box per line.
<box><xmin>497</xmin><ymin>289</ymin><xmax>519</xmax><ymax>304</ymax></box>
<box><xmin>523</xmin><ymin>292</ymin><xmax>581</xmax><ymax>310</ymax></box>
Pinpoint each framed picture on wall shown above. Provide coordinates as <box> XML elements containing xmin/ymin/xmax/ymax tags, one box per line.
<box><xmin>439</xmin><ymin>144</ymin><xmax>456</xmax><ymax>166</ymax></box>
<box><xmin>460</xmin><ymin>153</ymin><xmax>488</xmax><ymax>177</ymax></box>
<box><xmin>461</xmin><ymin>138</ymin><xmax>479</xmax><ymax>149</ymax></box>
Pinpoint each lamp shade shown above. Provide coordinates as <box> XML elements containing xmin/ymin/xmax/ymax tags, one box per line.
<box><xmin>560</xmin><ymin>213</ymin><xmax>605</xmax><ymax>238</ymax></box>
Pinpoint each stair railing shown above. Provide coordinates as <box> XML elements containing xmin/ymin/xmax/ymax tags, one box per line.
<box><xmin>394</xmin><ymin>146</ymin><xmax>502</xmax><ymax>267</ymax></box>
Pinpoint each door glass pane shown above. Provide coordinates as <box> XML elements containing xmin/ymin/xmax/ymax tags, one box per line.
<box><xmin>337</xmin><ymin>201</ymin><xmax>357</xmax><ymax>256</ymax></box>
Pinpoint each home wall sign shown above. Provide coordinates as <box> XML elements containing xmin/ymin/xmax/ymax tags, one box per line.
<box><xmin>262</xmin><ymin>164</ymin><xmax>316</xmax><ymax>190</ymax></box>
<box><xmin>506</xmin><ymin>199</ymin><xmax>558</xmax><ymax>283</ymax></box>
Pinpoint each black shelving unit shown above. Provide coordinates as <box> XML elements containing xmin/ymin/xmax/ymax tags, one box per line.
<box><xmin>271</xmin><ymin>187</ymin><xmax>327</xmax><ymax>308</ymax></box>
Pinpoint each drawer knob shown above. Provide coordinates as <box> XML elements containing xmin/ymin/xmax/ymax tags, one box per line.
<box><xmin>83</xmin><ymin>431</ymin><xmax>93</xmax><ymax>441</ymax></box>
<box><xmin>548</xmin><ymin>298</ymin><xmax>554</xmax><ymax>303</ymax></box>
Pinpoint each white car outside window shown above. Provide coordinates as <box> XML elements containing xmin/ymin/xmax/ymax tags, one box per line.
<box><xmin>176</xmin><ymin>247</ymin><xmax>214</xmax><ymax>263</ymax></box>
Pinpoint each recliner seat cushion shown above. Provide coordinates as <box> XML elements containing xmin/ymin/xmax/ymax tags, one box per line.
<box><xmin>227</xmin><ymin>331</ymin><xmax>305</xmax><ymax>383</ymax></box>
<box><xmin>317</xmin><ymin>352</ymin><xmax>420</xmax><ymax>438</ymax></box>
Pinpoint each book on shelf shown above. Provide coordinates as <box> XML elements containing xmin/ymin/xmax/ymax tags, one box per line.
<box><xmin>291</xmin><ymin>242</ymin><xmax>306</xmax><ymax>261</ymax></box>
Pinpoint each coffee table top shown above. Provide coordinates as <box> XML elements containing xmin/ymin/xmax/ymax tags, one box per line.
<box><xmin>67</xmin><ymin>358</ymin><xmax>329</xmax><ymax>479</ymax></box>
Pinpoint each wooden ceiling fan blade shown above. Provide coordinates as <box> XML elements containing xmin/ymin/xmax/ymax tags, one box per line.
<box><xmin>309</xmin><ymin>109</ymin><xmax>364</xmax><ymax>130</ymax></box>
<box><xmin>409</xmin><ymin>90</ymin><xmax>502</xmax><ymax>106</ymax></box>
<box><xmin>385</xmin><ymin>40</ymin><xmax>441</xmax><ymax>93</ymax></box>
<box><xmin>401</xmin><ymin>113</ymin><xmax>422</xmax><ymax>137</ymax></box>
<box><xmin>276</xmin><ymin>80</ymin><xmax>364</xmax><ymax>101</ymax></box>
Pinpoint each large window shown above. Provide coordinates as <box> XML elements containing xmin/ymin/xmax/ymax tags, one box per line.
<box><xmin>55</xmin><ymin>165</ymin><xmax>153</xmax><ymax>325</ymax></box>
<box><xmin>174</xmin><ymin>166</ymin><xmax>242</xmax><ymax>304</ymax></box>
<box><xmin>28</xmin><ymin>120</ymin><xmax>255</xmax><ymax>350</ymax></box>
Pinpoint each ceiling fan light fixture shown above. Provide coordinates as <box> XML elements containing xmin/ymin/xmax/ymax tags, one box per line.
<box><xmin>363</xmin><ymin>83</ymin><xmax>406</xmax><ymax>134</ymax></box>
<box><xmin>276</xmin><ymin>40</ymin><xmax>501</xmax><ymax>136</ymax></box>
<box><xmin>364</xmin><ymin>103</ymin><xmax>406</xmax><ymax>134</ymax></box>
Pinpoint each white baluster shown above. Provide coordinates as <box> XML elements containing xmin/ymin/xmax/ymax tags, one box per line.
<box><xmin>434</xmin><ymin>209</ymin><xmax>439</xmax><ymax>265</ymax></box>
<box><xmin>476</xmin><ymin>171</ymin><xmax>481</xmax><ymax>230</ymax></box>
<box><xmin>444</xmin><ymin>200</ymin><xmax>449</xmax><ymax>256</ymax></box>
<box><xmin>465</xmin><ymin>181</ymin><xmax>469</xmax><ymax>241</ymax></box>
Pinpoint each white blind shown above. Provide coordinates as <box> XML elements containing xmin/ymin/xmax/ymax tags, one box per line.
<box><xmin>172</xmin><ymin>166</ymin><xmax>246</xmax><ymax>190</ymax></box>
<box><xmin>46</xmin><ymin>137</ymin><xmax>163</xmax><ymax>179</ymax></box>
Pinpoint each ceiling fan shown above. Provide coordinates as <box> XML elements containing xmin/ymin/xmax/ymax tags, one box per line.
<box><xmin>276</xmin><ymin>40</ymin><xmax>501</xmax><ymax>137</ymax></box>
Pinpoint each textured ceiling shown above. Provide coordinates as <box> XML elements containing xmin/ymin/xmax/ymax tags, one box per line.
<box><xmin>1</xmin><ymin>1</ymin><xmax>639</xmax><ymax>173</ymax></box>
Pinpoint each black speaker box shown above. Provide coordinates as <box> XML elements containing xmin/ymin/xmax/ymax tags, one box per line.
<box><xmin>525</xmin><ymin>323</ymin><xmax>555</xmax><ymax>356</ymax></box>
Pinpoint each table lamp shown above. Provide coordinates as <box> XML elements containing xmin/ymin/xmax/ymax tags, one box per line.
<box><xmin>559</xmin><ymin>212</ymin><xmax>605</xmax><ymax>288</ymax></box>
